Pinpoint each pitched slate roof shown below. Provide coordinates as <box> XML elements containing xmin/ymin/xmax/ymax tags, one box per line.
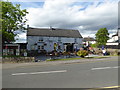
<box><xmin>112</xmin><ymin>31</ymin><xmax>118</xmax><ymax>37</ymax></box>
<box><xmin>112</xmin><ymin>34</ymin><xmax>118</xmax><ymax>37</ymax></box>
<box><xmin>27</xmin><ymin>28</ymin><xmax>82</xmax><ymax>38</ymax></box>
<box><xmin>112</xmin><ymin>29</ymin><xmax>120</xmax><ymax>37</ymax></box>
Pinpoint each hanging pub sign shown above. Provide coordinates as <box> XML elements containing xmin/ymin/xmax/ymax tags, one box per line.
<box><xmin>54</xmin><ymin>43</ymin><xmax>57</xmax><ymax>50</ymax></box>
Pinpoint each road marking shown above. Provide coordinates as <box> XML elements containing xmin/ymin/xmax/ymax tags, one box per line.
<box><xmin>102</xmin><ymin>86</ymin><xmax>120</xmax><ymax>88</ymax></box>
<box><xmin>12</xmin><ymin>70</ymin><xmax>67</xmax><ymax>76</ymax></box>
<box><xmin>87</xmin><ymin>86</ymin><xmax>120</xmax><ymax>90</ymax></box>
<box><xmin>91</xmin><ymin>66</ymin><xmax>120</xmax><ymax>70</ymax></box>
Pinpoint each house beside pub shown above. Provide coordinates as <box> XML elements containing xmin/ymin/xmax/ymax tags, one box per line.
<box><xmin>106</xmin><ymin>29</ymin><xmax>120</xmax><ymax>49</ymax></box>
<box><xmin>27</xmin><ymin>27</ymin><xmax>83</xmax><ymax>54</ymax></box>
<box><xmin>83</xmin><ymin>37</ymin><xmax>96</xmax><ymax>46</ymax></box>
<box><xmin>3</xmin><ymin>43</ymin><xmax>20</xmax><ymax>56</ymax></box>
<box><xmin>3</xmin><ymin>43</ymin><xmax>27</xmax><ymax>56</ymax></box>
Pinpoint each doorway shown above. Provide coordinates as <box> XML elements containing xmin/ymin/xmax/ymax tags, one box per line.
<box><xmin>66</xmin><ymin>43</ymin><xmax>74</xmax><ymax>52</ymax></box>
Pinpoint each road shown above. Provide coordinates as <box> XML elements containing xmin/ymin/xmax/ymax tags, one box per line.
<box><xmin>2</xmin><ymin>56</ymin><xmax>119</xmax><ymax>88</ymax></box>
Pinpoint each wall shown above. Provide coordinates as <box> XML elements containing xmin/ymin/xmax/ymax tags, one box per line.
<box><xmin>106</xmin><ymin>43</ymin><xmax>119</xmax><ymax>45</ymax></box>
<box><xmin>94</xmin><ymin>48</ymin><xmax>119</xmax><ymax>55</ymax></box>
<box><xmin>2</xmin><ymin>57</ymin><xmax>35</xmax><ymax>63</ymax></box>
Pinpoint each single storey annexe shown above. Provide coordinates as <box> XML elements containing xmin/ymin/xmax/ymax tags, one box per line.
<box><xmin>27</xmin><ymin>27</ymin><xmax>83</xmax><ymax>54</ymax></box>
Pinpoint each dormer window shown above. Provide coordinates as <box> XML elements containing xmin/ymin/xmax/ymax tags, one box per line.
<box><xmin>38</xmin><ymin>37</ymin><xmax>43</xmax><ymax>42</ymax></box>
<box><xmin>39</xmin><ymin>39</ymin><xmax>43</xmax><ymax>42</ymax></box>
<box><xmin>39</xmin><ymin>38</ymin><xmax>43</xmax><ymax>42</ymax></box>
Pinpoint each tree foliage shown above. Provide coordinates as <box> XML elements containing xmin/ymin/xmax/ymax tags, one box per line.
<box><xmin>95</xmin><ymin>28</ymin><xmax>109</xmax><ymax>47</ymax></box>
<box><xmin>0</xmin><ymin>1</ymin><xmax>28</xmax><ymax>43</ymax></box>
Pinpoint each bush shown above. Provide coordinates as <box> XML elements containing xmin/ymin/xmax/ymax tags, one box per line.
<box><xmin>91</xmin><ymin>43</ymin><xmax>97</xmax><ymax>48</ymax></box>
<box><xmin>62</xmin><ymin>52</ymin><xmax>70</xmax><ymax>56</ymax></box>
<box><xmin>77</xmin><ymin>50</ymin><xmax>88</xmax><ymax>58</ymax></box>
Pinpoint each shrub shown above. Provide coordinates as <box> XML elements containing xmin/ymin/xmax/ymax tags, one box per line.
<box><xmin>91</xmin><ymin>43</ymin><xmax>97</xmax><ymax>48</ymax></box>
<box><xmin>62</xmin><ymin>52</ymin><xmax>70</xmax><ymax>56</ymax></box>
<box><xmin>77</xmin><ymin>50</ymin><xmax>88</xmax><ymax>58</ymax></box>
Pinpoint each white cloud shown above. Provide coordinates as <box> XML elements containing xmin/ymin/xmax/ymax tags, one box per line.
<box><xmin>14</xmin><ymin>30</ymin><xmax>27</xmax><ymax>43</ymax></box>
<box><xmin>26</xmin><ymin>0</ymin><xmax>118</xmax><ymax>38</ymax></box>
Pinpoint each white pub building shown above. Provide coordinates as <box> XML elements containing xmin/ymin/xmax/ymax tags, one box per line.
<box><xmin>27</xmin><ymin>27</ymin><xmax>83</xmax><ymax>53</ymax></box>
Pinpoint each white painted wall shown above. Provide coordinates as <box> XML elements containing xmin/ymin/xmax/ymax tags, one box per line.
<box><xmin>106</xmin><ymin>35</ymin><xmax>119</xmax><ymax>45</ymax></box>
<box><xmin>83</xmin><ymin>41</ymin><xmax>96</xmax><ymax>46</ymax></box>
<box><xmin>27</xmin><ymin>36</ymin><xmax>83</xmax><ymax>52</ymax></box>
<box><xmin>107</xmin><ymin>36</ymin><xmax>118</xmax><ymax>42</ymax></box>
<box><xmin>106</xmin><ymin>43</ymin><xmax>118</xmax><ymax>45</ymax></box>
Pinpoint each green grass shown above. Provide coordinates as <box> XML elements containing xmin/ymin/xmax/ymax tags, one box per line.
<box><xmin>109</xmin><ymin>55</ymin><xmax>119</xmax><ymax>56</ymax></box>
<box><xmin>47</xmin><ymin>57</ymin><xmax>82</xmax><ymax>61</ymax></box>
<box><xmin>47</xmin><ymin>56</ymin><xmax>110</xmax><ymax>61</ymax></box>
<box><xmin>92</xmin><ymin>56</ymin><xmax>110</xmax><ymax>58</ymax></box>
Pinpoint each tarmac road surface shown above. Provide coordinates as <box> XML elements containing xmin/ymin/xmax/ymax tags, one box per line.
<box><xmin>2</xmin><ymin>56</ymin><xmax>119</xmax><ymax>88</ymax></box>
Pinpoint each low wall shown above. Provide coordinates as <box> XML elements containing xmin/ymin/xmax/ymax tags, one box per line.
<box><xmin>98</xmin><ymin>45</ymin><xmax>120</xmax><ymax>49</ymax></box>
<box><xmin>106</xmin><ymin>49</ymin><xmax>119</xmax><ymax>55</ymax></box>
<box><xmin>2</xmin><ymin>57</ymin><xmax>35</xmax><ymax>63</ymax></box>
<box><xmin>94</xmin><ymin>48</ymin><xmax>119</xmax><ymax>55</ymax></box>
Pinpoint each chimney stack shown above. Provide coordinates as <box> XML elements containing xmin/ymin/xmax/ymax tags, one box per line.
<box><xmin>27</xmin><ymin>25</ymin><xmax>29</xmax><ymax>29</ymax></box>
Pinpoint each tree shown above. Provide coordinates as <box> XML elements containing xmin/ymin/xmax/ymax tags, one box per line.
<box><xmin>0</xmin><ymin>1</ymin><xmax>28</xmax><ymax>43</ymax></box>
<box><xmin>95</xmin><ymin>28</ymin><xmax>109</xmax><ymax>47</ymax></box>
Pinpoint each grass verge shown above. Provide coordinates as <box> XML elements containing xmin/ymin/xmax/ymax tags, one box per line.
<box><xmin>2</xmin><ymin>55</ymin><xmax>26</xmax><ymax>58</ymax></box>
<box><xmin>47</xmin><ymin>56</ymin><xmax>110</xmax><ymax>61</ymax></box>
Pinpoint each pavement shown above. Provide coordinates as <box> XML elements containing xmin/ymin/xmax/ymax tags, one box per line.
<box><xmin>35</xmin><ymin>54</ymin><xmax>81</xmax><ymax>61</ymax></box>
<box><xmin>35</xmin><ymin>54</ymin><xmax>99</xmax><ymax>61</ymax></box>
<box><xmin>2</xmin><ymin>56</ymin><xmax>119</xmax><ymax>88</ymax></box>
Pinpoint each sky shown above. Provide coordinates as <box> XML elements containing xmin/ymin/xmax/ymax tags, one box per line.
<box><xmin>9</xmin><ymin>0</ymin><xmax>119</xmax><ymax>43</ymax></box>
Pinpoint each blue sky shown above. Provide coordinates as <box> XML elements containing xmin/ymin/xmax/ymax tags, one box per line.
<box><xmin>12</xmin><ymin>1</ymin><xmax>103</xmax><ymax>11</ymax></box>
<box><xmin>12</xmin><ymin>2</ymin><xmax>45</xmax><ymax>9</ymax></box>
<box><xmin>7</xmin><ymin>0</ymin><xmax>119</xmax><ymax>43</ymax></box>
<box><xmin>12</xmin><ymin>2</ymin><xmax>94</xmax><ymax>10</ymax></box>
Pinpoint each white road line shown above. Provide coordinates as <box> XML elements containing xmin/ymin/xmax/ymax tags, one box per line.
<box><xmin>91</xmin><ymin>66</ymin><xmax>120</xmax><ymax>70</ymax></box>
<box><xmin>12</xmin><ymin>70</ymin><xmax>67</xmax><ymax>76</ymax></box>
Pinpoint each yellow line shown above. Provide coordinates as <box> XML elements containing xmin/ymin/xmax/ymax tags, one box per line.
<box><xmin>102</xmin><ymin>86</ymin><xmax>120</xmax><ymax>88</ymax></box>
<box><xmin>87</xmin><ymin>86</ymin><xmax>120</xmax><ymax>90</ymax></box>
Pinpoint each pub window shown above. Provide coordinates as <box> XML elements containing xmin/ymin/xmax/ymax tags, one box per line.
<box><xmin>42</xmin><ymin>46</ymin><xmax>44</xmax><ymax>49</ymax></box>
<box><xmin>44</xmin><ymin>43</ymin><xmax>47</xmax><ymax>46</ymax></box>
<box><xmin>74</xmin><ymin>38</ymin><xmax>77</xmax><ymax>43</ymax></box>
<box><xmin>38</xmin><ymin>46</ymin><xmax>40</xmax><ymax>49</ymax></box>
<box><xmin>39</xmin><ymin>39</ymin><xmax>43</xmax><ymax>42</ymax></box>
<box><xmin>38</xmin><ymin>46</ymin><xmax>44</xmax><ymax>50</ymax></box>
<box><xmin>39</xmin><ymin>37</ymin><xmax>43</xmax><ymax>42</ymax></box>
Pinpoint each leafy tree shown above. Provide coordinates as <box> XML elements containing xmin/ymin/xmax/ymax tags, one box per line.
<box><xmin>95</xmin><ymin>28</ymin><xmax>109</xmax><ymax>47</ymax></box>
<box><xmin>0</xmin><ymin>1</ymin><xmax>28</xmax><ymax>43</ymax></box>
